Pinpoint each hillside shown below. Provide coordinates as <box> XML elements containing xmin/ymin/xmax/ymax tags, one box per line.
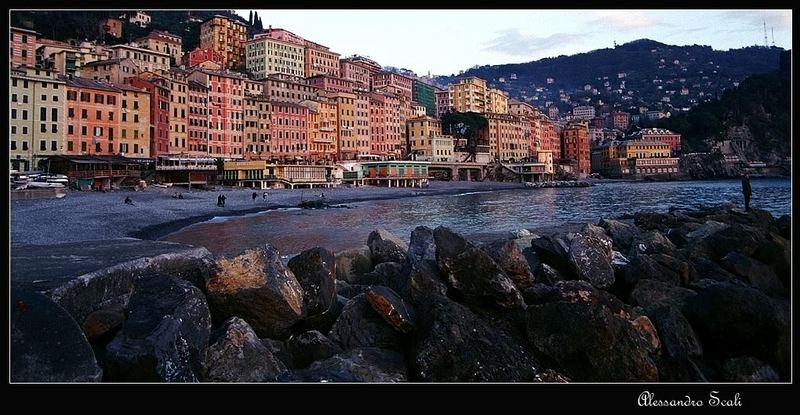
<box><xmin>435</xmin><ymin>39</ymin><xmax>784</xmax><ymax>116</ymax></box>
<box><xmin>10</xmin><ymin>10</ymin><xmax>248</xmax><ymax>51</ymax></box>
<box><xmin>658</xmin><ymin>50</ymin><xmax>790</xmax><ymax>162</ymax></box>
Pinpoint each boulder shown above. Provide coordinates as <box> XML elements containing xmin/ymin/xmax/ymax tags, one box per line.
<box><xmin>11</xmin><ymin>289</ymin><xmax>103</xmax><ymax>382</ymax></box>
<box><xmin>631</xmin><ymin>315</ymin><xmax>660</xmax><ymax>353</ymax></box>
<box><xmin>530</xmin><ymin>234</ymin><xmax>572</xmax><ymax>275</ymax></box>
<box><xmin>287</xmin><ymin>330</ymin><xmax>343</xmax><ymax>369</ymax></box>
<box><xmin>719</xmin><ymin>252</ymin><xmax>785</xmax><ymax>297</ymax></box>
<box><xmin>629</xmin><ymin>279</ymin><xmax>697</xmax><ymax>311</ymax></box>
<box><xmin>406</xmin><ymin>226</ymin><xmax>449</xmax><ymax>303</ymax></box>
<box><xmin>334</xmin><ymin>245</ymin><xmax>373</xmax><ymax>283</ymax></box>
<box><xmin>720</xmin><ymin>357</ymin><xmax>780</xmax><ymax>382</ymax></box>
<box><xmin>328</xmin><ymin>293</ymin><xmax>405</xmax><ymax>351</ymax></box>
<box><xmin>775</xmin><ymin>214</ymin><xmax>790</xmax><ymax>240</ymax></box>
<box><xmin>567</xmin><ymin>231</ymin><xmax>614</xmax><ymax>289</ymax></box>
<box><xmin>536</xmin><ymin>262</ymin><xmax>567</xmax><ymax>286</ymax></box>
<box><xmin>684</xmin><ymin>220</ymin><xmax>729</xmax><ymax>243</ymax></box>
<box><xmin>598</xmin><ymin>218</ymin><xmax>641</xmax><ymax>251</ymax></box>
<box><xmin>105</xmin><ymin>275</ymin><xmax>211</xmax><ymax>382</ymax></box>
<box><xmin>367</xmin><ymin>228</ymin><xmax>409</xmax><ymax>265</ymax></box>
<box><xmin>294</xmin><ymin>293</ymin><xmax>348</xmax><ymax>336</ymax></box>
<box><xmin>634</xmin><ymin>211</ymin><xmax>682</xmax><ymax>231</ymax></box>
<box><xmin>287</xmin><ymin>247</ymin><xmax>337</xmax><ymax>317</ymax></box>
<box><xmin>412</xmin><ymin>295</ymin><xmax>538</xmax><ymax>382</ymax></box>
<box><xmin>481</xmin><ymin>239</ymin><xmax>534</xmax><ymax>290</ymax></box>
<box><xmin>526</xmin><ymin>301</ymin><xmax>658</xmax><ymax>382</ymax></box>
<box><xmin>752</xmin><ymin>232</ymin><xmax>791</xmax><ymax>286</ymax></box>
<box><xmin>206</xmin><ymin>245</ymin><xmax>305</xmax><ymax>339</ymax></box>
<box><xmin>203</xmin><ymin>317</ymin><xmax>287</xmax><ymax>382</ymax></box>
<box><xmin>703</xmin><ymin>223</ymin><xmax>766</xmax><ymax>260</ymax></box>
<box><xmin>434</xmin><ymin>226</ymin><xmax>525</xmax><ymax>309</ymax></box>
<box><xmin>82</xmin><ymin>307</ymin><xmax>125</xmax><ymax>344</ymax></box>
<box><xmin>546</xmin><ymin>280</ymin><xmax>631</xmax><ymax>317</ymax></box>
<box><xmin>367</xmin><ymin>286</ymin><xmax>416</xmax><ymax>334</ymax></box>
<box><xmin>335</xmin><ymin>280</ymin><xmax>370</xmax><ymax>299</ymax></box>
<box><xmin>281</xmin><ymin>347</ymin><xmax>407</xmax><ymax>382</ymax></box>
<box><xmin>353</xmin><ymin>262</ymin><xmax>407</xmax><ymax>295</ymax></box>
<box><xmin>629</xmin><ymin>230</ymin><xmax>678</xmax><ymax>257</ymax></box>
<box><xmin>650</xmin><ymin>254</ymin><xmax>690</xmax><ymax>286</ymax></box>
<box><xmin>522</xmin><ymin>283</ymin><xmax>556</xmax><ymax>306</ymax></box>
<box><xmin>688</xmin><ymin>257</ymin><xmax>743</xmax><ymax>285</ymax></box>
<box><xmin>683</xmin><ymin>282</ymin><xmax>789</xmax><ymax>365</ymax></box>
<box><xmin>260</xmin><ymin>338</ymin><xmax>293</xmax><ymax>370</ymax></box>
<box><xmin>624</xmin><ymin>254</ymin><xmax>682</xmax><ymax>287</ymax></box>
<box><xmin>647</xmin><ymin>306</ymin><xmax>703</xmax><ymax>359</ymax></box>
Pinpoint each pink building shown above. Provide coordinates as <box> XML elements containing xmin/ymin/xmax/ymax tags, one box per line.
<box><xmin>269</xmin><ymin>101</ymin><xmax>308</xmax><ymax>161</ymax></box>
<box><xmin>630</xmin><ymin>128</ymin><xmax>682</xmax><ymax>156</ymax></box>
<box><xmin>127</xmin><ymin>75</ymin><xmax>171</xmax><ymax>157</ymax></box>
<box><xmin>371</xmin><ymin>71</ymin><xmax>413</xmax><ymax>101</ymax></box>
<box><xmin>187</xmin><ymin>69</ymin><xmax>246</xmax><ymax>158</ymax></box>
<box><xmin>254</xmin><ymin>27</ymin><xmax>305</xmax><ymax>46</ymax></box>
<box><xmin>339</xmin><ymin>60</ymin><xmax>371</xmax><ymax>91</ymax></box>
<box><xmin>435</xmin><ymin>90</ymin><xmax>450</xmax><ymax>117</ymax></box>
<box><xmin>306</xmin><ymin>74</ymin><xmax>354</xmax><ymax>93</ymax></box>
<box><xmin>369</xmin><ymin>91</ymin><xmax>403</xmax><ymax>159</ymax></box>
<box><xmin>183</xmin><ymin>47</ymin><xmax>224</xmax><ymax>69</ymax></box>
<box><xmin>10</xmin><ymin>27</ymin><xmax>38</xmax><ymax>68</ymax></box>
<box><xmin>612</xmin><ymin>111</ymin><xmax>630</xmax><ymax>130</ymax></box>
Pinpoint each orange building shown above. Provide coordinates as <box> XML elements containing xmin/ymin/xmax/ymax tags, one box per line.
<box><xmin>304</xmin><ymin>40</ymin><xmax>341</xmax><ymax>78</ymax></box>
<box><xmin>200</xmin><ymin>15</ymin><xmax>247</xmax><ymax>70</ymax></box>
<box><xmin>561</xmin><ymin>121</ymin><xmax>591</xmax><ymax>176</ymax></box>
<box><xmin>118</xmin><ymin>84</ymin><xmax>151</xmax><ymax>157</ymax></box>
<box><xmin>244</xmin><ymin>93</ymin><xmax>271</xmax><ymax>159</ymax></box>
<box><xmin>64</xmin><ymin>77</ymin><xmax>122</xmax><ymax>156</ymax></box>
<box><xmin>10</xmin><ymin>27</ymin><xmax>38</xmax><ymax>68</ymax></box>
<box><xmin>368</xmin><ymin>91</ymin><xmax>404</xmax><ymax>159</ymax></box>
<box><xmin>486</xmin><ymin>113</ymin><xmax>527</xmax><ymax>162</ymax></box>
<box><xmin>135</xmin><ymin>30</ymin><xmax>182</xmax><ymax>65</ymax></box>
<box><xmin>371</xmin><ymin>71</ymin><xmax>413</xmax><ymax>101</ymax></box>
<box><xmin>302</xmin><ymin>97</ymin><xmax>338</xmax><ymax>162</ymax></box>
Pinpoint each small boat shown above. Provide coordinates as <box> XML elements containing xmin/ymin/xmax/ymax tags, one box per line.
<box><xmin>27</xmin><ymin>181</ymin><xmax>66</xmax><ymax>189</ymax></box>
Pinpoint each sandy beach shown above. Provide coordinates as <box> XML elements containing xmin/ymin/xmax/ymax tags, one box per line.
<box><xmin>10</xmin><ymin>181</ymin><xmax>527</xmax><ymax>246</ymax></box>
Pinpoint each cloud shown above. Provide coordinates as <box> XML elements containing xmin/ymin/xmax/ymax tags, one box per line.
<box><xmin>589</xmin><ymin>11</ymin><xmax>670</xmax><ymax>31</ymax></box>
<box><xmin>482</xmin><ymin>29</ymin><xmax>586</xmax><ymax>57</ymax></box>
<box><xmin>719</xmin><ymin>10</ymin><xmax>792</xmax><ymax>31</ymax></box>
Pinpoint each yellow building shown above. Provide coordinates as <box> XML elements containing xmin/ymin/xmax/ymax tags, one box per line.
<box><xmin>9</xmin><ymin>66</ymin><xmax>65</xmax><ymax>171</ymax></box>
<box><xmin>164</xmin><ymin>69</ymin><xmax>189</xmax><ymax>154</ymax></box>
<box><xmin>486</xmin><ymin>113</ymin><xmax>527</xmax><ymax>162</ymax></box>
<box><xmin>118</xmin><ymin>84</ymin><xmax>151</xmax><ymax>157</ymax></box>
<box><xmin>135</xmin><ymin>30</ymin><xmax>182</xmax><ymax>65</ymax></box>
<box><xmin>304</xmin><ymin>40</ymin><xmax>340</xmax><ymax>77</ymax></box>
<box><xmin>592</xmin><ymin>140</ymin><xmax>678</xmax><ymax>177</ymax></box>
<box><xmin>406</xmin><ymin>116</ymin><xmax>454</xmax><ymax>162</ymax></box>
<box><xmin>244</xmin><ymin>93</ymin><xmax>271</xmax><ymax>158</ymax></box>
<box><xmin>448</xmin><ymin>76</ymin><xmax>488</xmax><ymax>113</ymax></box>
<box><xmin>223</xmin><ymin>159</ymin><xmax>337</xmax><ymax>189</ymax></box>
<box><xmin>200</xmin><ymin>15</ymin><xmax>248</xmax><ymax>70</ymax></box>
<box><xmin>302</xmin><ymin>97</ymin><xmax>338</xmax><ymax>162</ymax></box>
<box><xmin>246</xmin><ymin>35</ymin><xmax>305</xmax><ymax>79</ymax></box>
<box><xmin>354</xmin><ymin>92</ymin><xmax>372</xmax><ymax>159</ymax></box>
<box><xmin>487</xmin><ymin>88</ymin><xmax>509</xmax><ymax>114</ymax></box>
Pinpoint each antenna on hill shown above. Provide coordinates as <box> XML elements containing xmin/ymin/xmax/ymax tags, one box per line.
<box><xmin>763</xmin><ymin>21</ymin><xmax>768</xmax><ymax>47</ymax></box>
<box><xmin>771</xmin><ymin>27</ymin><xmax>775</xmax><ymax>47</ymax></box>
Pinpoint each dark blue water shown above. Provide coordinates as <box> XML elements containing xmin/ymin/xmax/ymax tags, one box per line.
<box><xmin>163</xmin><ymin>177</ymin><xmax>791</xmax><ymax>258</ymax></box>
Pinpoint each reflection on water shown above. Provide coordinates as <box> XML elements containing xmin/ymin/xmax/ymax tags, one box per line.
<box><xmin>162</xmin><ymin>178</ymin><xmax>791</xmax><ymax>258</ymax></box>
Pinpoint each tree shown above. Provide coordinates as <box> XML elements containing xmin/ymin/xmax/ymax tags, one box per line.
<box><xmin>441</xmin><ymin>112</ymin><xmax>489</xmax><ymax>162</ymax></box>
<box><xmin>248</xmin><ymin>10</ymin><xmax>253</xmax><ymax>25</ymax></box>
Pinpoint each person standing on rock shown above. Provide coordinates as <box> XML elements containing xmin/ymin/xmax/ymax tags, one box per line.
<box><xmin>742</xmin><ymin>173</ymin><xmax>752</xmax><ymax>211</ymax></box>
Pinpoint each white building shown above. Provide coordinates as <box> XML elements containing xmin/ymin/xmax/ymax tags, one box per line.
<box><xmin>125</xmin><ymin>11</ymin><xmax>151</xmax><ymax>28</ymax></box>
<box><xmin>572</xmin><ymin>105</ymin><xmax>595</xmax><ymax>120</ymax></box>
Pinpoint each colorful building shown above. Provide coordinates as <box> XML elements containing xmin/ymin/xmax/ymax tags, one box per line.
<box><xmin>247</xmin><ymin>31</ymin><xmax>305</xmax><ymax>79</ymax></box>
<box><xmin>222</xmin><ymin>160</ymin><xmax>338</xmax><ymax>189</ymax></box>
<box><xmin>200</xmin><ymin>15</ymin><xmax>248</xmax><ymax>70</ymax></box>
<box><xmin>304</xmin><ymin>39</ymin><xmax>340</xmax><ymax>78</ymax></box>
<box><xmin>264</xmin><ymin>74</ymin><xmax>318</xmax><ymax>103</ymax></box>
<box><xmin>612</xmin><ymin>111</ymin><xmax>629</xmax><ymax>130</ymax></box>
<box><xmin>135</xmin><ymin>30</ymin><xmax>182</xmax><ymax>65</ymax></box>
<box><xmin>486</xmin><ymin>113</ymin><xmax>527</xmax><ymax>162</ymax></box>
<box><xmin>9</xmin><ymin>66</ymin><xmax>65</xmax><ymax>171</ymax></box>
<box><xmin>411</xmin><ymin>80</ymin><xmax>437</xmax><ymax>117</ymax></box>
<box><xmin>111</xmin><ymin>44</ymin><xmax>171</xmax><ymax>74</ymax></box>
<box><xmin>187</xmin><ymin>80</ymin><xmax>210</xmax><ymax>156</ymax></box>
<box><xmin>435</xmin><ymin>89</ymin><xmax>450</xmax><ymax>117</ymax></box>
<box><xmin>118</xmin><ymin>84</ymin><xmax>151</xmax><ymax>157</ymax></box>
<box><xmin>487</xmin><ymin>88</ymin><xmax>509</xmax><ymax>114</ymax></box>
<box><xmin>339</xmin><ymin>59</ymin><xmax>372</xmax><ymax>91</ymax></box>
<box><xmin>301</xmin><ymin>97</ymin><xmax>338</xmax><ymax>162</ymax></box>
<box><xmin>182</xmin><ymin>47</ymin><xmax>224</xmax><ymax>69</ymax></box>
<box><xmin>63</xmin><ymin>76</ymin><xmax>121</xmax><ymax>158</ymax></box>
<box><xmin>127</xmin><ymin>73</ymin><xmax>171</xmax><ymax>157</ymax></box>
<box><xmin>244</xmin><ymin>93</ymin><xmax>271</xmax><ymax>159</ymax></box>
<box><xmin>406</xmin><ymin>116</ymin><xmax>453</xmax><ymax>162</ymax></box>
<box><xmin>560</xmin><ymin>121</ymin><xmax>591</xmax><ymax>176</ymax></box>
<box><xmin>449</xmin><ymin>76</ymin><xmax>488</xmax><ymax>113</ymax></box>
<box><xmin>343</xmin><ymin>161</ymin><xmax>429</xmax><ymax>188</ymax></box>
<box><xmin>368</xmin><ymin>91</ymin><xmax>404</xmax><ymax>159</ymax></box>
<box><xmin>629</xmin><ymin>128</ymin><xmax>682</xmax><ymax>156</ymax></box>
<box><xmin>306</xmin><ymin>74</ymin><xmax>354</xmax><ymax>93</ymax></box>
<box><xmin>10</xmin><ymin>26</ymin><xmax>38</xmax><ymax>68</ymax></box>
<box><xmin>36</xmin><ymin>40</ymin><xmax>112</xmax><ymax>78</ymax></box>
<box><xmin>592</xmin><ymin>140</ymin><xmax>678</xmax><ymax>177</ymax></box>
<box><xmin>371</xmin><ymin>71</ymin><xmax>413</xmax><ymax>101</ymax></box>
<box><xmin>82</xmin><ymin>57</ymin><xmax>140</xmax><ymax>86</ymax></box>
<box><xmin>164</xmin><ymin>69</ymin><xmax>189</xmax><ymax>154</ymax></box>
<box><xmin>187</xmin><ymin>68</ymin><xmax>246</xmax><ymax>158</ymax></box>
<box><xmin>269</xmin><ymin>101</ymin><xmax>309</xmax><ymax>161</ymax></box>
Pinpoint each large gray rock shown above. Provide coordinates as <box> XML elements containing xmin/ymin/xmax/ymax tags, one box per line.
<box><xmin>281</xmin><ymin>347</ymin><xmax>407</xmax><ymax>382</ymax></box>
<box><xmin>203</xmin><ymin>317</ymin><xmax>287</xmax><ymax>382</ymax></box>
<box><xmin>412</xmin><ymin>295</ymin><xmax>538</xmax><ymax>382</ymax></box>
<box><xmin>752</xmin><ymin>232</ymin><xmax>791</xmax><ymax>287</ymax></box>
<box><xmin>334</xmin><ymin>245</ymin><xmax>373</xmax><ymax>283</ymax></box>
<box><xmin>406</xmin><ymin>226</ymin><xmax>448</xmax><ymax>303</ymax></box>
<box><xmin>434</xmin><ymin>226</ymin><xmax>525</xmax><ymax>309</ymax></box>
<box><xmin>353</xmin><ymin>262</ymin><xmax>408</xmax><ymax>295</ymax></box>
<box><xmin>545</xmin><ymin>280</ymin><xmax>631</xmax><ymax>317</ymax></box>
<box><xmin>567</xmin><ymin>231</ymin><xmax>614</xmax><ymax>289</ymax></box>
<box><xmin>335</xmin><ymin>280</ymin><xmax>369</xmax><ymax>299</ymax></box>
<box><xmin>11</xmin><ymin>239</ymin><xmax>213</xmax><ymax>324</ymax></box>
<box><xmin>634</xmin><ymin>211</ymin><xmax>682</xmax><ymax>231</ymax></box>
<box><xmin>719</xmin><ymin>252</ymin><xmax>785</xmax><ymax>297</ymax></box>
<box><xmin>105</xmin><ymin>275</ymin><xmax>211</xmax><ymax>382</ymax></box>
<box><xmin>647</xmin><ymin>306</ymin><xmax>703</xmax><ymax>359</ymax></box>
<box><xmin>328</xmin><ymin>293</ymin><xmax>405</xmax><ymax>351</ymax></box>
<box><xmin>530</xmin><ymin>234</ymin><xmax>572</xmax><ymax>275</ymax></box>
<box><xmin>630</xmin><ymin>230</ymin><xmax>678</xmax><ymax>257</ymax></box>
<box><xmin>481</xmin><ymin>239</ymin><xmax>534</xmax><ymax>290</ymax></box>
<box><xmin>82</xmin><ymin>307</ymin><xmax>125</xmax><ymax>344</ymax></box>
<box><xmin>650</xmin><ymin>254</ymin><xmax>691</xmax><ymax>287</ymax></box>
<box><xmin>775</xmin><ymin>214</ymin><xmax>791</xmax><ymax>240</ymax></box>
<box><xmin>288</xmin><ymin>247</ymin><xmax>337</xmax><ymax>317</ymax></box>
<box><xmin>624</xmin><ymin>254</ymin><xmax>683</xmax><ymax>287</ymax></box>
<box><xmin>703</xmin><ymin>223</ymin><xmax>766</xmax><ymax>260</ymax></box>
<box><xmin>526</xmin><ymin>301</ymin><xmax>659</xmax><ymax>382</ymax></box>
<box><xmin>11</xmin><ymin>289</ymin><xmax>102</xmax><ymax>382</ymax></box>
<box><xmin>367</xmin><ymin>286</ymin><xmax>416</xmax><ymax>334</ymax></box>
<box><xmin>367</xmin><ymin>228</ymin><xmax>409</xmax><ymax>265</ymax></box>
<box><xmin>598</xmin><ymin>218</ymin><xmax>641</xmax><ymax>251</ymax></box>
<box><xmin>206</xmin><ymin>245</ymin><xmax>305</xmax><ymax>339</ymax></box>
<box><xmin>629</xmin><ymin>279</ymin><xmax>697</xmax><ymax>311</ymax></box>
<box><xmin>287</xmin><ymin>330</ymin><xmax>343</xmax><ymax>369</ymax></box>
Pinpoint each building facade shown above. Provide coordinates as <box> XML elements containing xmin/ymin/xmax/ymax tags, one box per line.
<box><xmin>246</xmin><ymin>34</ymin><xmax>305</xmax><ymax>79</ymax></box>
<box><xmin>63</xmin><ymin>77</ymin><xmax>121</xmax><ymax>158</ymax></box>
<box><xmin>10</xmin><ymin>66</ymin><xmax>65</xmax><ymax>171</ymax></box>
<box><xmin>629</xmin><ymin>128</ymin><xmax>682</xmax><ymax>156</ymax></box>
<box><xmin>560</xmin><ymin>121</ymin><xmax>591</xmax><ymax>176</ymax></box>
<box><xmin>10</xmin><ymin>27</ymin><xmax>38</xmax><ymax>68</ymax></box>
<box><xmin>411</xmin><ymin>80</ymin><xmax>437</xmax><ymax>116</ymax></box>
<box><xmin>135</xmin><ymin>30</ymin><xmax>182</xmax><ymax>65</ymax></box>
<box><xmin>449</xmin><ymin>76</ymin><xmax>488</xmax><ymax>113</ymax></box>
<box><xmin>118</xmin><ymin>84</ymin><xmax>151</xmax><ymax>157</ymax></box>
<box><xmin>200</xmin><ymin>15</ymin><xmax>248</xmax><ymax>70</ymax></box>
<box><xmin>83</xmin><ymin>57</ymin><xmax>139</xmax><ymax>86</ymax></box>
<box><xmin>111</xmin><ymin>44</ymin><xmax>171</xmax><ymax>74</ymax></box>
<box><xmin>127</xmin><ymin>75</ymin><xmax>171</xmax><ymax>157</ymax></box>
<box><xmin>187</xmin><ymin>69</ymin><xmax>246</xmax><ymax>158</ymax></box>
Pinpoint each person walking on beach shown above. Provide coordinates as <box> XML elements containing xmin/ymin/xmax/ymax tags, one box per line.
<box><xmin>217</xmin><ymin>195</ymin><xmax>223</xmax><ymax>207</ymax></box>
<box><xmin>742</xmin><ymin>173</ymin><xmax>752</xmax><ymax>211</ymax></box>
<box><xmin>221</xmin><ymin>194</ymin><xmax>226</xmax><ymax>207</ymax></box>
<box><xmin>124</xmin><ymin>196</ymin><xmax>133</xmax><ymax>205</ymax></box>
<box><xmin>263</xmin><ymin>191</ymin><xmax>268</xmax><ymax>200</ymax></box>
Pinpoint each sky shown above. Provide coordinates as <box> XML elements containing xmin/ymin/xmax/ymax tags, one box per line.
<box><xmin>235</xmin><ymin>9</ymin><xmax>792</xmax><ymax>76</ymax></box>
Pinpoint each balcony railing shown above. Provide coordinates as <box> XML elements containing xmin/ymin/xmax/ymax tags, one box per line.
<box><xmin>155</xmin><ymin>165</ymin><xmax>218</xmax><ymax>171</ymax></box>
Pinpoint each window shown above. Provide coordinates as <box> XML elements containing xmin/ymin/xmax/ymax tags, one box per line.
<box><xmin>68</xmin><ymin>108</ymin><xmax>74</xmax><ymax>118</ymax></box>
<box><xmin>122</xmin><ymin>99</ymin><xmax>127</xmax><ymax>109</ymax></box>
<box><xmin>122</xmin><ymin>129</ymin><xmax>127</xmax><ymax>138</ymax></box>
<box><xmin>68</xmin><ymin>125</ymin><xmax>74</xmax><ymax>135</ymax></box>
<box><xmin>122</xmin><ymin>113</ymin><xmax>127</xmax><ymax>122</ymax></box>
<box><xmin>41</xmin><ymin>94</ymin><xmax>47</xmax><ymax>101</ymax></box>
<box><xmin>81</xmin><ymin>142</ymin><xmax>87</xmax><ymax>152</ymax></box>
<box><xmin>51</xmin><ymin>141</ymin><xmax>57</xmax><ymax>151</ymax></box>
<box><xmin>22</xmin><ymin>110</ymin><xmax>27</xmax><ymax>120</ymax></box>
<box><xmin>11</xmin><ymin>109</ymin><xmax>17</xmax><ymax>119</ymax></box>
<box><xmin>96</xmin><ymin>143</ymin><xmax>101</xmax><ymax>153</ymax></box>
<box><xmin>51</xmin><ymin>124</ymin><xmax>57</xmax><ymax>133</ymax></box>
<box><xmin>53</xmin><ymin>95</ymin><xmax>58</xmax><ymax>102</ymax></box>
<box><xmin>22</xmin><ymin>95</ymin><xmax>28</xmax><ymax>103</ymax></box>
<box><xmin>95</xmin><ymin>94</ymin><xmax>104</xmax><ymax>104</ymax></box>
<box><xmin>22</xmin><ymin>142</ymin><xmax>28</xmax><ymax>151</ymax></box>
<box><xmin>109</xmin><ymin>128</ymin><xmax>114</xmax><ymax>140</ymax></box>
<box><xmin>52</xmin><ymin>108</ymin><xmax>58</xmax><ymax>122</ymax></box>
<box><xmin>108</xmin><ymin>143</ymin><xmax>114</xmax><ymax>152</ymax></box>
<box><xmin>10</xmin><ymin>141</ymin><xmax>16</xmax><ymax>150</ymax></box>
<box><xmin>67</xmin><ymin>141</ymin><xmax>73</xmax><ymax>151</ymax></box>
<box><xmin>67</xmin><ymin>91</ymin><xmax>77</xmax><ymax>100</ymax></box>
<box><xmin>21</xmin><ymin>50</ymin><xmax>27</xmax><ymax>58</ymax></box>
<box><xmin>109</xmin><ymin>112</ymin><xmax>114</xmax><ymax>121</ymax></box>
<box><xmin>40</xmin><ymin>141</ymin><xmax>46</xmax><ymax>151</ymax></box>
<box><xmin>81</xmin><ymin>109</ymin><xmax>88</xmax><ymax>119</ymax></box>
<box><xmin>134</xmin><ymin>144</ymin><xmax>139</xmax><ymax>153</ymax></box>
<box><xmin>11</xmin><ymin>94</ymin><xmax>17</xmax><ymax>102</ymax></box>
<box><xmin>41</xmin><ymin>124</ymin><xmax>46</xmax><ymax>133</ymax></box>
<box><xmin>80</xmin><ymin>92</ymin><xmax>90</xmax><ymax>102</ymax></box>
<box><xmin>107</xmin><ymin>96</ymin><xmax>115</xmax><ymax>105</ymax></box>
<box><xmin>40</xmin><ymin>107</ymin><xmax>47</xmax><ymax>121</ymax></box>
<box><xmin>81</xmin><ymin>126</ymin><xmax>87</xmax><ymax>136</ymax></box>
<box><xmin>96</xmin><ymin>110</ymin><xmax>102</xmax><ymax>120</ymax></box>
<box><xmin>134</xmin><ymin>114</ymin><xmax>139</xmax><ymax>123</ymax></box>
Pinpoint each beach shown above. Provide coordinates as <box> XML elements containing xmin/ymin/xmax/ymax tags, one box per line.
<box><xmin>10</xmin><ymin>181</ymin><xmax>526</xmax><ymax>246</ymax></box>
